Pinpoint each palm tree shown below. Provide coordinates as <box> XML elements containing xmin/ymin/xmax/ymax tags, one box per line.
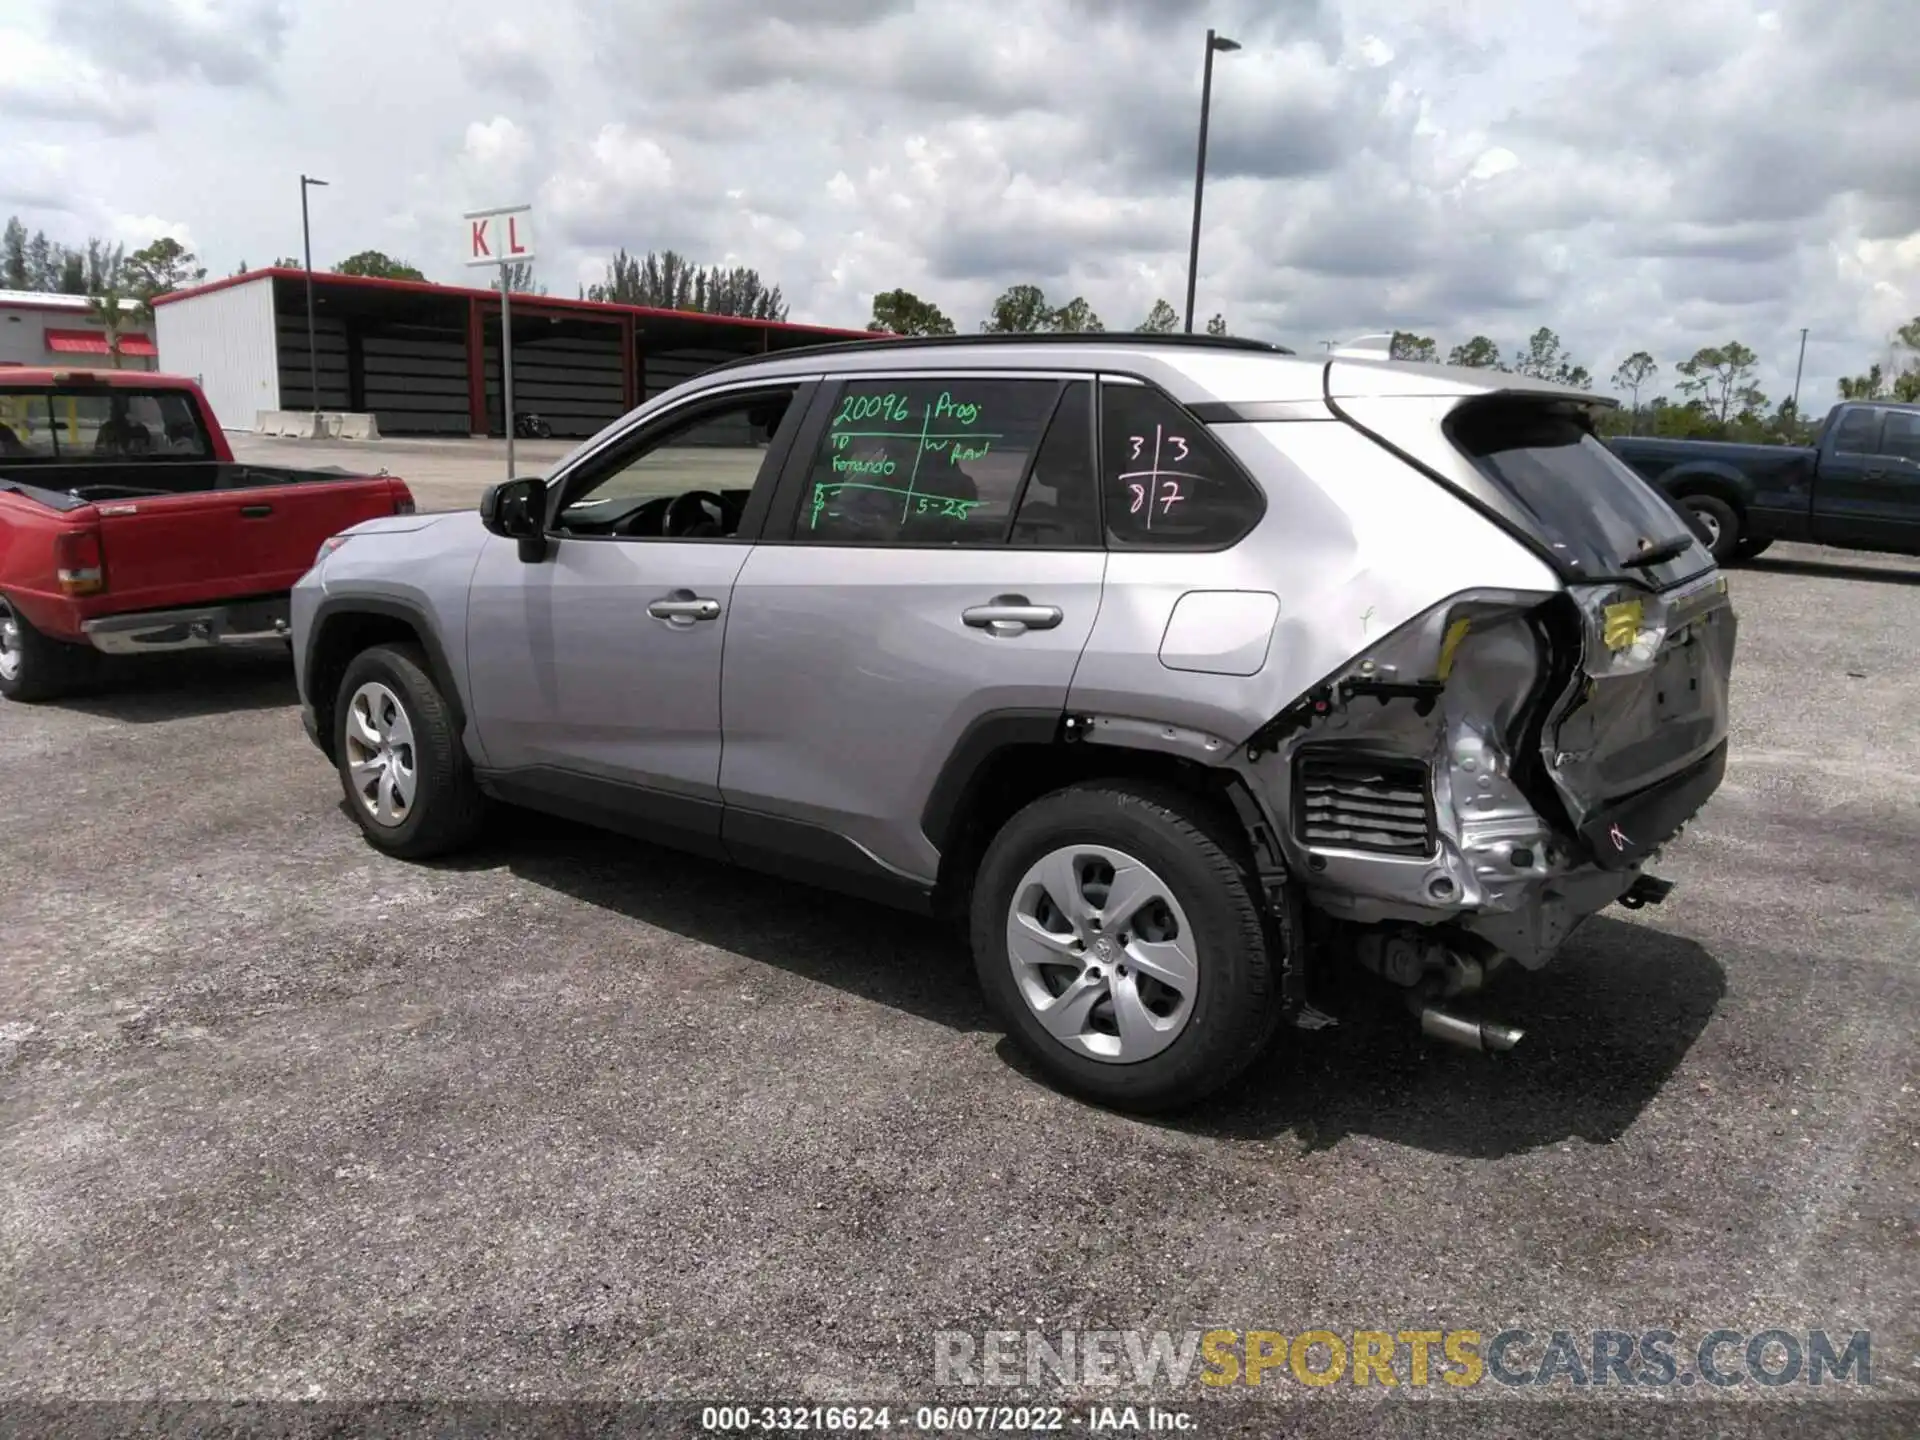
<box><xmin>84</xmin><ymin>283</ymin><xmax>131</xmax><ymax>369</ymax></box>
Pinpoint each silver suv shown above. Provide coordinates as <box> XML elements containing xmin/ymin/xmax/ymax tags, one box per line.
<box><xmin>292</xmin><ymin>334</ymin><xmax>1735</xmax><ymax>1111</ymax></box>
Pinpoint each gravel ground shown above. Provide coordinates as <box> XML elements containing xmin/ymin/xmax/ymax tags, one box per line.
<box><xmin>1</xmin><ymin>540</ymin><xmax>1916</xmax><ymax>1437</ymax></box>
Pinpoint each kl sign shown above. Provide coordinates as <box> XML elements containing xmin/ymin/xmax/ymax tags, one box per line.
<box><xmin>463</xmin><ymin>204</ymin><xmax>533</xmax><ymax>267</ymax></box>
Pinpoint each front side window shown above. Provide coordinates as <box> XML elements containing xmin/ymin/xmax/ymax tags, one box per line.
<box><xmin>554</xmin><ymin>386</ymin><xmax>799</xmax><ymax>539</ymax></box>
<box><xmin>1831</xmin><ymin>407</ymin><xmax>1881</xmax><ymax>457</ymax></box>
<box><xmin>1099</xmin><ymin>381</ymin><xmax>1264</xmax><ymax>548</ymax></box>
<box><xmin>795</xmin><ymin>377</ymin><xmax>1067</xmax><ymax>545</ymax></box>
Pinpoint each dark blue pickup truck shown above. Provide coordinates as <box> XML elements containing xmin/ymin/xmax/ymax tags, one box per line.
<box><xmin>1608</xmin><ymin>400</ymin><xmax>1920</xmax><ymax>563</ymax></box>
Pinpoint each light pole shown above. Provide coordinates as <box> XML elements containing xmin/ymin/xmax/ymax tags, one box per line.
<box><xmin>1790</xmin><ymin>326</ymin><xmax>1808</xmax><ymax>429</ymax></box>
<box><xmin>300</xmin><ymin>174</ymin><xmax>328</xmax><ymax>414</ymax></box>
<box><xmin>1183</xmin><ymin>29</ymin><xmax>1240</xmax><ymax>334</ymax></box>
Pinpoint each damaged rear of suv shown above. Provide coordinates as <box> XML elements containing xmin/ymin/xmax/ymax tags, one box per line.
<box><xmin>294</xmin><ymin>334</ymin><xmax>1732</xmax><ymax>1114</ymax></box>
<box><xmin>1229</xmin><ymin>376</ymin><xmax>1734</xmax><ymax>1056</ymax></box>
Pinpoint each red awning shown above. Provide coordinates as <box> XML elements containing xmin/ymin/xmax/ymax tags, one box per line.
<box><xmin>44</xmin><ymin>328</ymin><xmax>157</xmax><ymax>357</ymax></box>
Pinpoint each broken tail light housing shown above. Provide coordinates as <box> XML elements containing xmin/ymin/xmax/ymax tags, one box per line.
<box><xmin>53</xmin><ymin>529</ymin><xmax>106</xmax><ymax>596</ymax></box>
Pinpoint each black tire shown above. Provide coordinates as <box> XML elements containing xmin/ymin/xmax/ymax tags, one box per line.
<box><xmin>0</xmin><ymin>595</ymin><xmax>95</xmax><ymax>703</ymax></box>
<box><xmin>332</xmin><ymin>642</ymin><xmax>487</xmax><ymax>859</ymax></box>
<box><xmin>1680</xmin><ymin>494</ymin><xmax>1741</xmax><ymax>564</ymax></box>
<box><xmin>1733</xmin><ymin>537</ymin><xmax>1774</xmax><ymax>562</ymax></box>
<box><xmin>970</xmin><ymin>781</ymin><xmax>1282</xmax><ymax>1113</ymax></box>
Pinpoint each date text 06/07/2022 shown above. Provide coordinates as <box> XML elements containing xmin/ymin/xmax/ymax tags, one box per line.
<box><xmin>699</xmin><ymin>1403</ymin><xmax>1199</xmax><ymax>1433</ymax></box>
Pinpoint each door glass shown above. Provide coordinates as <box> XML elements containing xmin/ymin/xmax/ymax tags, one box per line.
<box><xmin>1877</xmin><ymin>410</ymin><xmax>1920</xmax><ymax>465</ymax></box>
<box><xmin>794</xmin><ymin>378</ymin><xmax>1063</xmax><ymax>544</ymax></box>
<box><xmin>1009</xmin><ymin>382</ymin><xmax>1101</xmax><ymax>548</ymax></box>
<box><xmin>554</xmin><ymin>386</ymin><xmax>798</xmax><ymax>538</ymax></box>
<box><xmin>1831</xmin><ymin>407</ymin><xmax>1881</xmax><ymax>457</ymax></box>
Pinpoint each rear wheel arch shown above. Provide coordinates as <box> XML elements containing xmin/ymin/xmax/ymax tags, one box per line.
<box><xmin>925</xmin><ymin>714</ymin><xmax>1263</xmax><ymax>915</ymax></box>
<box><xmin>307</xmin><ymin>598</ymin><xmax>466</xmax><ymax>760</ymax></box>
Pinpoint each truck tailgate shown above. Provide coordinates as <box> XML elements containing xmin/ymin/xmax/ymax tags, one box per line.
<box><xmin>93</xmin><ymin>476</ymin><xmax>399</xmax><ymax>610</ymax></box>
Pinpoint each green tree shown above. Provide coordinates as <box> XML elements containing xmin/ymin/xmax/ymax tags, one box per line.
<box><xmin>1610</xmin><ymin>351</ymin><xmax>1658</xmax><ymax>433</ymax></box>
<box><xmin>1390</xmin><ymin>331</ymin><xmax>1438</xmax><ymax>362</ymax></box>
<box><xmin>57</xmin><ymin>251</ymin><xmax>86</xmax><ymax>294</ymax></box>
<box><xmin>2</xmin><ymin>218</ymin><xmax>26</xmax><ymax>290</ymax></box>
<box><xmin>84</xmin><ymin>283</ymin><xmax>132</xmax><ymax>369</ymax></box>
<box><xmin>867</xmin><ymin>288</ymin><xmax>955</xmax><ymax>336</ymax></box>
<box><xmin>1205</xmin><ymin>313</ymin><xmax>1228</xmax><ymax>337</ymax></box>
<box><xmin>26</xmin><ymin>231</ymin><xmax>58</xmax><ymax>291</ymax></box>
<box><xmin>1511</xmin><ymin>326</ymin><xmax>1589</xmax><ymax>385</ymax></box>
<box><xmin>1050</xmin><ymin>296</ymin><xmax>1104</xmax><ymax>333</ymax></box>
<box><xmin>271</xmin><ymin>255</ymin><xmax>303</xmax><ymax>268</ymax></box>
<box><xmin>1677</xmin><ymin>342</ymin><xmax>1763</xmax><ymax>423</ymax></box>
<box><xmin>1447</xmin><ymin>335</ymin><xmax>1501</xmax><ymax>368</ymax></box>
<box><xmin>982</xmin><ymin>284</ymin><xmax>1054</xmax><ymax>333</ymax></box>
<box><xmin>1890</xmin><ymin>316</ymin><xmax>1920</xmax><ymax>403</ymax></box>
<box><xmin>124</xmin><ymin>237</ymin><xmax>206</xmax><ymax>320</ymax></box>
<box><xmin>333</xmin><ymin>250</ymin><xmax>427</xmax><ymax>281</ymax></box>
<box><xmin>1837</xmin><ymin>364</ymin><xmax>1887</xmax><ymax>401</ymax></box>
<box><xmin>1137</xmin><ymin>299</ymin><xmax>1179</xmax><ymax>334</ymax></box>
<box><xmin>586</xmin><ymin>249</ymin><xmax>786</xmax><ymax>320</ymax></box>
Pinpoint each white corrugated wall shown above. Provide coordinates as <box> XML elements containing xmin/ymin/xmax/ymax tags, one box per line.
<box><xmin>153</xmin><ymin>275</ymin><xmax>279</xmax><ymax>433</ymax></box>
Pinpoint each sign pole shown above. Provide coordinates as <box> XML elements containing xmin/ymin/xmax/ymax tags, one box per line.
<box><xmin>501</xmin><ymin>261</ymin><xmax>515</xmax><ymax>480</ymax></box>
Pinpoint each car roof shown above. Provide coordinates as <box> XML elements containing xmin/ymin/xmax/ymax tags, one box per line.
<box><xmin>0</xmin><ymin>368</ymin><xmax>201</xmax><ymax>390</ymax></box>
<box><xmin>689</xmin><ymin>333</ymin><xmax>1615</xmax><ymax>409</ymax></box>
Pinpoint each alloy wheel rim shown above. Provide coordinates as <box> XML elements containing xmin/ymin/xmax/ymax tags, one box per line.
<box><xmin>0</xmin><ymin>601</ymin><xmax>20</xmax><ymax>683</ymax></box>
<box><xmin>344</xmin><ymin>681</ymin><xmax>417</xmax><ymax>827</ymax></box>
<box><xmin>1005</xmin><ymin>843</ymin><xmax>1199</xmax><ymax>1064</ymax></box>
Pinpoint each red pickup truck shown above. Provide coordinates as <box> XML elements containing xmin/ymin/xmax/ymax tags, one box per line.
<box><xmin>0</xmin><ymin>368</ymin><xmax>414</xmax><ymax>702</ymax></box>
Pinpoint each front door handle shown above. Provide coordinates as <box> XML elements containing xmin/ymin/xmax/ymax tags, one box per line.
<box><xmin>647</xmin><ymin>590</ymin><xmax>722</xmax><ymax>626</ymax></box>
<box><xmin>1863</xmin><ymin>467</ymin><xmax>1886</xmax><ymax>479</ymax></box>
<box><xmin>962</xmin><ymin>595</ymin><xmax>1063</xmax><ymax>637</ymax></box>
<box><xmin>240</xmin><ymin>503</ymin><xmax>273</xmax><ymax>518</ymax></box>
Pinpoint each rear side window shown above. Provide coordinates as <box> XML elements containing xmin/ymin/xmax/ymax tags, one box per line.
<box><xmin>0</xmin><ymin>393</ymin><xmax>58</xmax><ymax>458</ymax></box>
<box><xmin>1099</xmin><ymin>381</ymin><xmax>1263</xmax><ymax>548</ymax></box>
<box><xmin>796</xmin><ymin>377</ymin><xmax>1071</xmax><ymax>545</ymax></box>
<box><xmin>1877</xmin><ymin>410</ymin><xmax>1920</xmax><ymax>464</ymax></box>
<box><xmin>1449</xmin><ymin>401</ymin><xmax>1711</xmax><ymax>581</ymax></box>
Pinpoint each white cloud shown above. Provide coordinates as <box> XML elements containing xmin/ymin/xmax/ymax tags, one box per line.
<box><xmin>0</xmin><ymin>0</ymin><xmax>1910</xmax><ymax>406</ymax></box>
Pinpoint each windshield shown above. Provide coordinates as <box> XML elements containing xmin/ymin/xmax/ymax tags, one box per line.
<box><xmin>1448</xmin><ymin>401</ymin><xmax>1713</xmax><ymax>585</ymax></box>
<box><xmin>0</xmin><ymin>388</ymin><xmax>215</xmax><ymax>462</ymax></box>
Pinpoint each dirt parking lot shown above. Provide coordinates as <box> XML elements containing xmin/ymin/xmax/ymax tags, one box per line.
<box><xmin>2</xmin><ymin>483</ymin><xmax>1917</xmax><ymax>1429</ymax></box>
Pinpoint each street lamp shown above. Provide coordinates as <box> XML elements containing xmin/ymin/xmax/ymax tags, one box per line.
<box><xmin>1183</xmin><ymin>29</ymin><xmax>1241</xmax><ymax>334</ymax></box>
<box><xmin>300</xmin><ymin>174</ymin><xmax>329</xmax><ymax>414</ymax></box>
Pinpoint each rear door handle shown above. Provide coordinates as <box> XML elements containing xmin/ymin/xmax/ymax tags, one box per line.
<box><xmin>1863</xmin><ymin>468</ymin><xmax>1887</xmax><ymax>479</ymax></box>
<box><xmin>240</xmin><ymin>503</ymin><xmax>273</xmax><ymax>518</ymax></box>
<box><xmin>962</xmin><ymin>595</ymin><xmax>1063</xmax><ymax>636</ymax></box>
<box><xmin>647</xmin><ymin>590</ymin><xmax>722</xmax><ymax>625</ymax></box>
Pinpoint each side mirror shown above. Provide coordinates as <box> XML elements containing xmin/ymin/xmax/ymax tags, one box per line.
<box><xmin>480</xmin><ymin>476</ymin><xmax>550</xmax><ymax>563</ymax></box>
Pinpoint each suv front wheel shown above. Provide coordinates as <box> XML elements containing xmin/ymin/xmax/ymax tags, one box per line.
<box><xmin>970</xmin><ymin>781</ymin><xmax>1281</xmax><ymax>1112</ymax></box>
<box><xmin>333</xmin><ymin>643</ymin><xmax>488</xmax><ymax>859</ymax></box>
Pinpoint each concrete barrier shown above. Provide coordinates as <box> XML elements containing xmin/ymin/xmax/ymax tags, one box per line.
<box><xmin>251</xmin><ymin>410</ymin><xmax>380</xmax><ymax>440</ymax></box>
<box><xmin>254</xmin><ymin>410</ymin><xmax>322</xmax><ymax>438</ymax></box>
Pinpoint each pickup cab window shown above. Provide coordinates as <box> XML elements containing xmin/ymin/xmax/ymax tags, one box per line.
<box><xmin>1830</xmin><ymin>407</ymin><xmax>1880</xmax><ymax>457</ymax></box>
<box><xmin>0</xmin><ymin>388</ymin><xmax>214</xmax><ymax>461</ymax></box>
<box><xmin>1878</xmin><ymin>411</ymin><xmax>1920</xmax><ymax>465</ymax></box>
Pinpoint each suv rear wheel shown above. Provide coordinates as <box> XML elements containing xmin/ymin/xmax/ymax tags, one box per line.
<box><xmin>970</xmin><ymin>781</ymin><xmax>1281</xmax><ymax>1112</ymax></box>
<box><xmin>333</xmin><ymin>643</ymin><xmax>487</xmax><ymax>859</ymax></box>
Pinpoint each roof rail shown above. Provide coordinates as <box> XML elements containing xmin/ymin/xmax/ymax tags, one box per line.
<box><xmin>704</xmin><ymin>329</ymin><xmax>1297</xmax><ymax>376</ymax></box>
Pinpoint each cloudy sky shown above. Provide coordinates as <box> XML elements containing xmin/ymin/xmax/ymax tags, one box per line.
<box><xmin>2</xmin><ymin>0</ymin><xmax>1915</xmax><ymax>405</ymax></box>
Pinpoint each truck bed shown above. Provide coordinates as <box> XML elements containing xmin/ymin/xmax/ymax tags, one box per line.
<box><xmin>1</xmin><ymin>460</ymin><xmax>390</xmax><ymax>510</ymax></box>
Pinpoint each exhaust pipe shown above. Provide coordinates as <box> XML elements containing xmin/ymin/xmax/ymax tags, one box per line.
<box><xmin>1417</xmin><ymin>1003</ymin><xmax>1523</xmax><ymax>1053</ymax></box>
